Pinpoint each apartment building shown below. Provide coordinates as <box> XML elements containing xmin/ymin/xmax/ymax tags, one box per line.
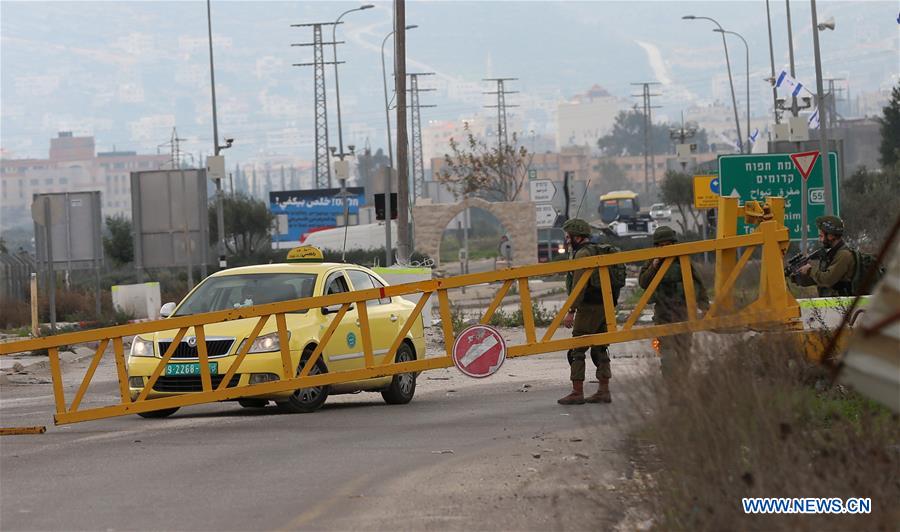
<box><xmin>1</xmin><ymin>132</ymin><xmax>169</xmax><ymax>231</ymax></box>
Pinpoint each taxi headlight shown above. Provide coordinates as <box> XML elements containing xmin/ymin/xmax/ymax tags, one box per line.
<box><xmin>130</xmin><ymin>337</ymin><xmax>155</xmax><ymax>357</ymax></box>
<box><xmin>238</xmin><ymin>332</ymin><xmax>290</xmax><ymax>354</ymax></box>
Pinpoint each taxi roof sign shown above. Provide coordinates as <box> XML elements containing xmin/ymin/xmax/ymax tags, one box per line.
<box><xmin>286</xmin><ymin>246</ymin><xmax>324</xmax><ymax>263</ymax></box>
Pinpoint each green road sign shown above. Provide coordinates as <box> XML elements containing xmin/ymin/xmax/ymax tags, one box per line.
<box><xmin>527</xmin><ymin>168</ymin><xmax>537</xmax><ymax>181</ymax></box>
<box><xmin>718</xmin><ymin>152</ymin><xmax>839</xmax><ymax>240</ymax></box>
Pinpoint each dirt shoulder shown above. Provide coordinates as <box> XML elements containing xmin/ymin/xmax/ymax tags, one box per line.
<box><xmin>319</xmin><ymin>327</ymin><xmax>658</xmax><ymax>531</ymax></box>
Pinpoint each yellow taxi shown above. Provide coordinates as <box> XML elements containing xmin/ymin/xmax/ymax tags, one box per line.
<box><xmin>127</xmin><ymin>247</ymin><xmax>426</xmax><ymax>418</ymax></box>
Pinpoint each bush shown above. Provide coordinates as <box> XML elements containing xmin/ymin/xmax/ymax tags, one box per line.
<box><xmin>633</xmin><ymin>336</ymin><xmax>900</xmax><ymax>530</ymax></box>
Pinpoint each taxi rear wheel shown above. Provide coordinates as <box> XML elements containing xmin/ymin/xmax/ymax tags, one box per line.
<box><xmin>137</xmin><ymin>407</ymin><xmax>179</xmax><ymax>418</ymax></box>
<box><xmin>381</xmin><ymin>343</ymin><xmax>416</xmax><ymax>405</ymax></box>
<box><xmin>277</xmin><ymin>354</ymin><xmax>329</xmax><ymax>414</ymax></box>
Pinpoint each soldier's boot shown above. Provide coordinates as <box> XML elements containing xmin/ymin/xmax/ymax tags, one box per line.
<box><xmin>557</xmin><ymin>381</ymin><xmax>585</xmax><ymax>405</ymax></box>
<box><xmin>585</xmin><ymin>378</ymin><xmax>612</xmax><ymax>403</ymax></box>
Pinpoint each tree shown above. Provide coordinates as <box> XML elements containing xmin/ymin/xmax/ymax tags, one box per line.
<box><xmin>103</xmin><ymin>214</ymin><xmax>134</xmax><ymax>265</ymax></box>
<box><xmin>596</xmin><ymin>111</ymin><xmax>710</xmax><ymax>157</ymax></box>
<box><xmin>594</xmin><ymin>160</ymin><xmax>631</xmax><ymax>190</ymax></box>
<box><xmin>877</xmin><ymin>84</ymin><xmax>900</xmax><ymax>168</ymax></box>
<box><xmin>840</xmin><ymin>164</ymin><xmax>900</xmax><ymax>250</ymax></box>
<box><xmin>209</xmin><ymin>193</ymin><xmax>274</xmax><ymax>258</ymax></box>
<box><xmin>438</xmin><ymin>122</ymin><xmax>533</xmax><ymax>201</ymax></box>
<box><xmin>660</xmin><ymin>171</ymin><xmax>700</xmax><ymax>235</ymax></box>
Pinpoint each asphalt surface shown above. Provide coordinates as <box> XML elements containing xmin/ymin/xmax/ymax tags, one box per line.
<box><xmin>0</xmin><ymin>331</ymin><xmax>658</xmax><ymax>531</ymax></box>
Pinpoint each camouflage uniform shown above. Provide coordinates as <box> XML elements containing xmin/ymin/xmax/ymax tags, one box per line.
<box><xmin>638</xmin><ymin>226</ymin><xmax>708</xmax><ymax>379</ymax></box>
<box><xmin>565</xmin><ymin>243</ymin><xmax>611</xmax><ymax>383</ymax></box>
<box><xmin>791</xmin><ymin>216</ymin><xmax>855</xmax><ymax>297</ymax></box>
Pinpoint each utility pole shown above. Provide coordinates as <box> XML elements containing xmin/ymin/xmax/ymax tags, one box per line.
<box><xmin>785</xmin><ymin>0</ymin><xmax>799</xmax><ymax>117</ymax></box>
<box><xmin>291</xmin><ymin>22</ymin><xmax>340</xmax><ymax>188</ymax></box>
<box><xmin>394</xmin><ymin>0</ymin><xmax>410</xmax><ymax>262</ymax></box>
<box><xmin>483</xmin><ymin>78</ymin><xmax>519</xmax><ymax>152</ymax></box>
<box><xmin>631</xmin><ymin>82</ymin><xmax>661</xmax><ymax>197</ymax></box>
<box><xmin>167</xmin><ymin>127</ymin><xmax>187</xmax><ymax>169</ymax></box>
<box><xmin>407</xmin><ymin>72</ymin><xmax>436</xmax><ymax>199</ymax></box>
<box><xmin>765</xmin><ymin>0</ymin><xmax>780</xmax><ymax>124</ymax></box>
<box><xmin>810</xmin><ymin>0</ymin><xmax>834</xmax><ymax>216</ymax></box>
<box><xmin>824</xmin><ymin>78</ymin><xmax>845</xmax><ymax>128</ymax></box>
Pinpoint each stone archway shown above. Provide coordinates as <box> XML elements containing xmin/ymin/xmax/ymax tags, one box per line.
<box><xmin>413</xmin><ymin>197</ymin><xmax>537</xmax><ymax>267</ymax></box>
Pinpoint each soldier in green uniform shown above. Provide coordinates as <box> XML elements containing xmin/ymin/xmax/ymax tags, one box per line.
<box><xmin>557</xmin><ymin>218</ymin><xmax>613</xmax><ymax>405</ymax></box>
<box><xmin>791</xmin><ymin>216</ymin><xmax>855</xmax><ymax>297</ymax></box>
<box><xmin>638</xmin><ymin>226</ymin><xmax>709</xmax><ymax>379</ymax></box>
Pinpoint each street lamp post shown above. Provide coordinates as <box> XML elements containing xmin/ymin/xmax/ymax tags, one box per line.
<box><xmin>382</xmin><ymin>25</ymin><xmax>418</xmax><ymax>167</ymax></box>
<box><xmin>683</xmin><ymin>15</ymin><xmax>744</xmax><ymax>153</ymax></box>
<box><xmin>381</xmin><ymin>25</ymin><xmax>417</xmax><ymax>267</ymax></box>
<box><xmin>331</xmin><ymin>5</ymin><xmax>374</xmax><ymax>164</ymax></box>
<box><xmin>714</xmin><ymin>28</ymin><xmax>751</xmax><ymax>152</ymax></box>
<box><xmin>765</xmin><ymin>0</ymin><xmax>780</xmax><ymax>124</ymax></box>
<box><xmin>330</xmin><ymin>5</ymin><xmax>373</xmax><ymax>263</ymax></box>
<box><xmin>206</xmin><ymin>0</ymin><xmax>229</xmax><ymax>269</ymax></box>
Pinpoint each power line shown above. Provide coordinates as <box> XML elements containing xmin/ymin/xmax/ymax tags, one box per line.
<box><xmin>631</xmin><ymin>82</ymin><xmax>662</xmax><ymax>197</ymax></box>
<box><xmin>483</xmin><ymin>77</ymin><xmax>519</xmax><ymax>152</ymax></box>
<box><xmin>407</xmin><ymin>72</ymin><xmax>436</xmax><ymax>199</ymax></box>
<box><xmin>291</xmin><ymin>21</ymin><xmax>342</xmax><ymax>189</ymax></box>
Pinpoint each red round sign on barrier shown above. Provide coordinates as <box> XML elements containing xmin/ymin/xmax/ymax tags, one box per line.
<box><xmin>451</xmin><ymin>324</ymin><xmax>507</xmax><ymax>378</ymax></box>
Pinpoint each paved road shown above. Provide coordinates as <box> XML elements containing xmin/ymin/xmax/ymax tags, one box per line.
<box><xmin>1</xmin><ymin>332</ymin><xmax>658</xmax><ymax>531</ymax></box>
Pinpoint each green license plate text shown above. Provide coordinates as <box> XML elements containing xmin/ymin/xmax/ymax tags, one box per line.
<box><xmin>165</xmin><ymin>362</ymin><xmax>218</xmax><ymax>376</ymax></box>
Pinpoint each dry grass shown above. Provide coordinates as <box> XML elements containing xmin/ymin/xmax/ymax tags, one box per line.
<box><xmin>632</xmin><ymin>336</ymin><xmax>900</xmax><ymax>531</ymax></box>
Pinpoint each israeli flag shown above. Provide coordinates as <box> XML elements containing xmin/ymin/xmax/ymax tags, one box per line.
<box><xmin>748</xmin><ymin>128</ymin><xmax>760</xmax><ymax>144</ymax></box>
<box><xmin>808</xmin><ymin>107</ymin><xmax>820</xmax><ymax>129</ymax></box>
<box><xmin>775</xmin><ymin>69</ymin><xmax>805</xmax><ymax>97</ymax></box>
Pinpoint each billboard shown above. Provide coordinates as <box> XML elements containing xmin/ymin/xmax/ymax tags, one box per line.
<box><xmin>270</xmin><ymin>187</ymin><xmax>365</xmax><ymax>244</ymax></box>
<box><xmin>32</xmin><ymin>191</ymin><xmax>103</xmax><ymax>270</ymax></box>
<box><xmin>130</xmin><ymin>169</ymin><xmax>209</xmax><ymax>272</ymax></box>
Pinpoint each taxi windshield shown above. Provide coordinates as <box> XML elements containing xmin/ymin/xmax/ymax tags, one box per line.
<box><xmin>174</xmin><ymin>273</ymin><xmax>317</xmax><ymax>316</ymax></box>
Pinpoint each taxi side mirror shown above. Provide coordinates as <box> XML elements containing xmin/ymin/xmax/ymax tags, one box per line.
<box><xmin>159</xmin><ymin>302</ymin><xmax>176</xmax><ymax>318</ymax></box>
<box><xmin>322</xmin><ymin>303</ymin><xmax>354</xmax><ymax>315</ymax></box>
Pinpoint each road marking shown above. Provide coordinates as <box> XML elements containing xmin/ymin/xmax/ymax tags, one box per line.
<box><xmin>278</xmin><ymin>471</ymin><xmax>375</xmax><ymax>530</ymax></box>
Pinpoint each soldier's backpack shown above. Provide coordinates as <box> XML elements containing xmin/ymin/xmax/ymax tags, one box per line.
<box><xmin>585</xmin><ymin>243</ymin><xmax>627</xmax><ymax>304</ymax></box>
<box><xmin>850</xmin><ymin>249</ymin><xmax>885</xmax><ymax>296</ymax></box>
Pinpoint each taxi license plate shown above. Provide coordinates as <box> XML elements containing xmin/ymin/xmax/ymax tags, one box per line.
<box><xmin>165</xmin><ymin>362</ymin><xmax>218</xmax><ymax>376</ymax></box>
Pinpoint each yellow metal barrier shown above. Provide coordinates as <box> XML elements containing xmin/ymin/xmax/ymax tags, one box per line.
<box><xmin>0</xmin><ymin>196</ymin><xmax>799</xmax><ymax>426</ymax></box>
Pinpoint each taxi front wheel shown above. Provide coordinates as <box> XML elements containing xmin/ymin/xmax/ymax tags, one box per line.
<box><xmin>277</xmin><ymin>353</ymin><xmax>329</xmax><ymax>414</ymax></box>
<box><xmin>381</xmin><ymin>343</ymin><xmax>417</xmax><ymax>405</ymax></box>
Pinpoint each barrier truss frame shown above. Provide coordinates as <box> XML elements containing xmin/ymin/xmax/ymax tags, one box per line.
<box><xmin>0</xmin><ymin>197</ymin><xmax>799</xmax><ymax>425</ymax></box>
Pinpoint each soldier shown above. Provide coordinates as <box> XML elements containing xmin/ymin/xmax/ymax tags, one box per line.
<box><xmin>557</xmin><ymin>218</ymin><xmax>613</xmax><ymax>405</ymax></box>
<box><xmin>638</xmin><ymin>226</ymin><xmax>709</xmax><ymax>379</ymax></box>
<box><xmin>792</xmin><ymin>216</ymin><xmax>855</xmax><ymax>297</ymax></box>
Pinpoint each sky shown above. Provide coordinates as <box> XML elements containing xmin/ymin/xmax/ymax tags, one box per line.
<box><xmin>1</xmin><ymin>0</ymin><xmax>897</xmax><ymax>163</ymax></box>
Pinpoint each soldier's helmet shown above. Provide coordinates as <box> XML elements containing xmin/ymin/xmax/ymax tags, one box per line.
<box><xmin>816</xmin><ymin>215</ymin><xmax>844</xmax><ymax>236</ymax></box>
<box><xmin>652</xmin><ymin>225</ymin><xmax>678</xmax><ymax>245</ymax></box>
<box><xmin>561</xmin><ymin>218</ymin><xmax>592</xmax><ymax>237</ymax></box>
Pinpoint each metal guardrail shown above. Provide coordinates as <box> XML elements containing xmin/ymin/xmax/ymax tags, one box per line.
<box><xmin>0</xmin><ymin>197</ymin><xmax>800</xmax><ymax>426</ymax></box>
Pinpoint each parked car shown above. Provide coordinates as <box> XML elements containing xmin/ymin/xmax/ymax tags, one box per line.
<box><xmin>649</xmin><ymin>203</ymin><xmax>673</xmax><ymax>220</ymax></box>
<box><xmin>537</xmin><ymin>227</ymin><xmax>567</xmax><ymax>262</ymax></box>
